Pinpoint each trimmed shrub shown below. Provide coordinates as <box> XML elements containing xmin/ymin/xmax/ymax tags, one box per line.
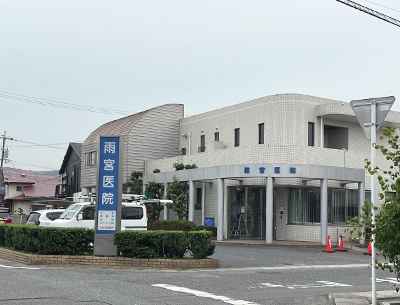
<box><xmin>114</xmin><ymin>230</ymin><xmax>163</xmax><ymax>258</ymax></box>
<box><xmin>188</xmin><ymin>231</ymin><xmax>215</xmax><ymax>259</ymax></box>
<box><xmin>149</xmin><ymin>220</ymin><xmax>196</xmax><ymax>232</ymax></box>
<box><xmin>195</xmin><ymin>225</ymin><xmax>217</xmax><ymax>237</ymax></box>
<box><xmin>114</xmin><ymin>230</ymin><xmax>190</xmax><ymax>259</ymax></box>
<box><xmin>0</xmin><ymin>224</ymin><xmax>93</xmax><ymax>255</ymax></box>
<box><xmin>162</xmin><ymin>231</ymin><xmax>188</xmax><ymax>259</ymax></box>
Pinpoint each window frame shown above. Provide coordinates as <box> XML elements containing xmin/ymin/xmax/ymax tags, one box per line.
<box><xmin>84</xmin><ymin>151</ymin><xmax>97</xmax><ymax>166</ymax></box>
<box><xmin>258</xmin><ymin>123</ymin><xmax>264</xmax><ymax>145</ymax></box>
<box><xmin>308</xmin><ymin>122</ymin><xmax>315</xmax><ymax>147</ymax></box>
<box><xmin>234</xmin><ymin>128</ymin><xmax>240</xmax><ymax>147</ymax></box>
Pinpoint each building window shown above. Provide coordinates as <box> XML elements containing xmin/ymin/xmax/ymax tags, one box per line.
<box><xmin>258</xmin><ymin>123</ymin><xmax>264</xmax><ymax>144</ymax></box>
<box><xmin>84</xmin><ymin>151</ymin><xmax>97</xmax><ymax>166</ymax></box>
<box><xmin>181</xmin><ymin>148</ymin><xmax>186</xmax><ymax>155</ymax></box>
<box><xmin>324</xmin><ymin>125</ymin><xmax>348</xmax><ymax>150</ymax></box>
<box><xmin>196</xmin><ymin>188</ymin><xmax>202</xmax><ymax>210</ymax></box>
<box><xmin>288</xmin><ymin>188</ymin><xmax>320</xmax><ymax>224</ymax></box>
<box><xmin>308</xmin><ymin>122</ymin><xmax>315</xmax><ymax>146</ymax></box>
<box><xmin>234</xmin><ymin>128</ymin><xmax>240</xmax><ymax>147</ymax></box>
<box><xmin>214</xmin><ymin>132</ymin><xmax>219</xmax><ymax>141</ymax></box>
<box><xmin>199</xmin><ymin>135</ymin><xmax>205</xmax><ymax>153</ymax></box>
<box><xmin>16</xmin><ymin>186</ymin><xmax>23</xmax><ymax>192</ymax></box>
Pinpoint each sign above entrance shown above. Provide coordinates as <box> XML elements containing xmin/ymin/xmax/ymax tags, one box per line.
<box><xmin>243</xmin><ymin>166</ymin><xmax>296</xmax><ymax>175</ymax></box>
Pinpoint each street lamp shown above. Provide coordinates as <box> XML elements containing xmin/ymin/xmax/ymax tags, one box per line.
<box><xmin>350</xmin><ymin>96</ymin><xmax>395</xmax><ymax>305</ymax></box>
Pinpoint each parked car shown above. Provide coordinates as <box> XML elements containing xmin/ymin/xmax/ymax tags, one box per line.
<box><xmin>50</xmin><ymin>202</ymin><xmax>147</xmax><ymax>230</ymax></box>
<box><xmin>0</xmin><ymin>207</ymin><xmax>12</xmax><ymax>223</ymax></box>
<box><xmin>25</xmin><ymin>209</ymin><xmax>65</xmax><ymax>226</ymax></box>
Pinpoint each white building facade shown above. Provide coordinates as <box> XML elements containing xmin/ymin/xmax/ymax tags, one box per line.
<box><xmin>143</xmin><ymin>94</ymin><xmax>400</xmax><ymax>245</ymax></box>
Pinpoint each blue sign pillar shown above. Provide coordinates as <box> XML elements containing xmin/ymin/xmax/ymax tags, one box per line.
<box><xmin>94</xmin><ymin>136</ymin><xmax>123</xmax><ymax>256</ymax></box>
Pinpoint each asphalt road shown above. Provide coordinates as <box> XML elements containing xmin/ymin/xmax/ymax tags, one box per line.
<box><xmin>0</xmin><ymin>245</ymin><xmax>397</xmax><ymax>305</ymax></box>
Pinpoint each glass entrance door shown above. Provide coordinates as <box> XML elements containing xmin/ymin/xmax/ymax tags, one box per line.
<box><xmin>228</xmin><ymin>186</ymin><xmax>266</xmax><ymax>239</ymax></box>
<box><xmin>246</xmin><ymin>188</ymin><xmax>265</xmax><ymax>239</ymax></box>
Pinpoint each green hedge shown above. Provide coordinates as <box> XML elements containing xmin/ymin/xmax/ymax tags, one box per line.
<box><xmin>148</xmin><ymin>220</ymin><xmax>196</xmax><ymax>232</ymax></box>
<box><xmin>194</xmin><ymin>225</ymin><xmax>217</xmax><ymax>237</ymax></box>
<box><xmin>188</xmin><ymin>231</ymin><xmax>215</xmax><ymax>259</ymax></box>
<box><xmin>114</xmin><ymin>230</ymin><xmax>215</xmax><ymax>259</ymax></box>
<box><xmin>0</xmin><ymin>224</ymin><xmax>94</xmax><ymax>255</ymax></box>
<box><xmin>0</xmin><ymin>223</ymin><xmax>215</xmax><ymax>259</ymax></box>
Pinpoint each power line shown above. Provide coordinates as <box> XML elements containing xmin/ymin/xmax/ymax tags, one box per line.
<box><xmin>0</xmin><ymin>91</ymin><xmax>136</xmax><ymax>115</ymax></box>
<box><xmin>14</xmin><ymin>140</ymin><xmax>68</xmax><ymax>150</ymax></box>
<box><xmin>8</xmin><ymin>159</ymin><xmax>58</xmax><ymax>171</ymax></box>
<box><xmin>363</xmin><ymin>0</ymin><xmax>400</xmax><ymax>14</ymax></box>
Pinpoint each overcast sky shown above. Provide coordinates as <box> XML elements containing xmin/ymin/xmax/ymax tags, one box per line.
<box><xmin>1</xmin><ymin>0</ymin><xmax>400</xmax><ymax>172</ymax></box>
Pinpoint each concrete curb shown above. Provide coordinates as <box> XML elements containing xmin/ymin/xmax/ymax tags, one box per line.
<box><xmin>0</xmin><ymin>247</ymin><xmax>220</xmax><ymax>269</ymax></box>
<box><xmin>330</xmin><ymin>290</ymin><xmax>400</xmax><ymax>305</ymax></box>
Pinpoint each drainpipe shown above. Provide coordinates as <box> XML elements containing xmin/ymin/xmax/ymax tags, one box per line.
<box><xmin>202</xmin><ymin>182</ymin><xmax>205</xmax><ymax>225</ymax></box>
<box><xmin>188</xmin><ymin>132</ymin><xmax>191</xmax><ymax>155</ymax></box>
<box><xmin>343</xmin><ymin>148</ymin><xmax>346</xmax><ymax>167</ymax></box>
<box><xmin>320</xmin><ymin>116</ymin><xmax>324</xmax><ymax>148</ymax></box>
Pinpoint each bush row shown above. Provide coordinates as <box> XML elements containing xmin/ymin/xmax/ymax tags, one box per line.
<box><xmin>148</xmin><ymin>220</ymin><xmax>217</xmax><ymax>237</ymax></box>
<box><xmin>0</xmin><ymin>224</ymin><xmax>94</xmax><ymax>255</ymax></box>
<box><xmin>114</xmin><ymin>230</ymin><xmax>215</xmax><ymax>259</ymax></box>
<box><xmin>0</xmin><ymin>223</ymin><xmax>215</xmax><ymax>259</ymax></box>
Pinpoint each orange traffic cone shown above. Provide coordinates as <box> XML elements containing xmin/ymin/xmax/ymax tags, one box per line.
<box><xmin>364</xmin><ymin>237</ymin><xmax>372</xmax><ymax>256</ymax></box>
<box><xmin>322</xmin><ymin>235</ymin><xmax>335</xmax><ymax>253</ymax></box>
<box><xmin>336</xmin><ymin>234</ymin><xmax>348</xmax><ymax>252</ymax></box>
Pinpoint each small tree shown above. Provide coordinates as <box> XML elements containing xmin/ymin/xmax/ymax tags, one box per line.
<box><xmin>348</xmin><ymin>127</ymin><xmax>400</xmax><ymax>291</ymax></box>
<box><xmin>144</xmin><ymin>181</ymin><xmax>164</xmax><ymax>222</ymax></box>
<box><xmin>125</xmin><ymin>171</ymin><xmax>143</xmax><ymax>195</ymax></box>
<box><xmin>166</xmin><ymin>176</ymin><xmax>189</xmax><ymax>220</ymax></box>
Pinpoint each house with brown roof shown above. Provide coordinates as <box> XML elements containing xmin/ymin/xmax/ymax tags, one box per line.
<box><xmin>2</xmin><ymin>169</ymin><xmax>69</xmax><ymax>218</ymax></box>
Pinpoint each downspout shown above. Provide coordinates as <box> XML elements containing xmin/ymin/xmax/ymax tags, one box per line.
<box><xmin>320</xmin><ymin>116</ymin><xmax>324</xmax><ymax>148</ymax></box>
<box><xmin>188</xmin><ymin>132</ymin><xmax>192</xmax><ymax>155</ymax></box>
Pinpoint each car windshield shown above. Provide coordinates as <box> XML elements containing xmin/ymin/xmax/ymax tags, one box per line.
<box><xmin>26</xmin><ymin>213</ymin><xmax>40</xmax><ymax>223</ymax></box>
<box><xmin>0</xmin><ymin>212</ymin><xmax>9</xmax><ymax>218</ymax></box>
<box><xmin>59</xmin><ymin>204</ymin><xmax>82</xmax><ymax>220</ymax></box>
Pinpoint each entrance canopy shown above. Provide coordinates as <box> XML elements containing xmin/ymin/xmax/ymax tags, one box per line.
<box><xmin>143</xmin><ymin>163</ymin><xmax>365</xmax><ymax>185</ymax></box>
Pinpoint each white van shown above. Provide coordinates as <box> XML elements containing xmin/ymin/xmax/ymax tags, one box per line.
<box><xmin>50</xmin><ymin>202</ymin><xmax>147</xmax><ymax>231</ymax></box>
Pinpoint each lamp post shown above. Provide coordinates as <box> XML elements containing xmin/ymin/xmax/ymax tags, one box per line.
<box><xmin>350</xmin><ymin>96</ymin><xmax>395</xmax><ymax>305</ymax></box>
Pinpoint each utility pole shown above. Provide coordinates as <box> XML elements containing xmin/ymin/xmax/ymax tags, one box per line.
<box><xmin>1</xmin><ymin>131</ymin><xmax>14</xmax><ymax>170</ymax></box>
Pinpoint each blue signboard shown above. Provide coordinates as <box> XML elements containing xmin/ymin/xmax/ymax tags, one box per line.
<box><xmin>97</xmin><ymin>137</ymin><xmax>120</xmax><ymax>234</ymax></box>
<box><xmin>205</xmin><ymin>218</ymin><xmax>214</xmax><ymax>226</ymax></box>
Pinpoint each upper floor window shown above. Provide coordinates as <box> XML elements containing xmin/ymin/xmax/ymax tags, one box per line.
<box><xmin>308</xmin><ymin>122</ymin><xmax>315</xmax><ymax>146</ymax></box>
<box><xmin>214</xmin><ymin>132</ymin><xmax>219</xmax><ymax>141</ymax></box>
<box><xmin>258</xmin><ymin>123</ymin><xmax>264</xmax><ymax>144</ymax></box>
<box><xmin>324</xmin><ymin>125</ymin><xmax>348</xmax><ymax>150</ymax></box>
<box><xmin>84</xmin><ymin>151</ymin><xmax>97</xmax><ymax>166</ymax></box>
<box><xmin>234</xmin><ymin>128</ymin><xmax>240</xmax><ymax>147</ymax></box>
<box><xmin>16</xmin><ymin>186</ymin><xmax>23</xmax><ymax>192</ymax></box>
<box><xmin>199</xmin><ymin>135</ymin><xmax>205</xmax><ymax>153</ymax></box>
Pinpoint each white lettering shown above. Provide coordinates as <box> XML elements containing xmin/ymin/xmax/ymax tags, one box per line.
<box><xmin>103</xmin><ymin>176</ymin><xmax>114</xmax><ymax>187</ymax></box>
<box><xmin>104</xmin><ymin>142</ymin><xmax>116</xmax><ymax>154</ymax></box>
<box><xmin>104</xmin><ymin>159</ymin><xmax>115</xmax><ymax>171</ymax></box>
<box><xmin>102</xmin><ymin>193</ymin><xmax>114</xmax><ymax>205</ymax></box>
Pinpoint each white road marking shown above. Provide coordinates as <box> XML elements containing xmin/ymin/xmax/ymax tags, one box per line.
<box><xmin>0</xmin><ymin>264</ymin><xmax>40</xmax><ymax>270</ymax></box>
<box><xmin>204</xmin><ymin>263</ymin><xmax>368</xmax><ymax>272</ymax></box>
<box><xmin>262</xmin><ymin>280</ymin><xmax>352</xmax><ymax>290</ymax></box>
<box><xmin>376</xmin><ymin>278</ymin><xmax>400</xmax><ymax>284</ymax></box>
<box><xmin>153</xmin><ymin>284</ymin><xmax>260</xmax><ymax>305</ymax></box>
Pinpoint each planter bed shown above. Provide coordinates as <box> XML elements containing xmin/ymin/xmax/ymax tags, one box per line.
<box><xmin>0</xmin><ymin>248</ymin><xmax>220</xmax><ymax>269</ymax></box>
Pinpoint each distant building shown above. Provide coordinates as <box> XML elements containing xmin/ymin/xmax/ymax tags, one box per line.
<box><xmin>57</xmin><ymin>142</ymin><xmax>82</xmax><ymax>201</ymax></box>
<box><xmin>2</xmin><ymin>169</ymin><xmax>69</xmax><ymax>217</ymax></box>
<box><xmin>80</xmin><ymin>104</ymin><xmax>184</xmax><ymax>196</ymax></box>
